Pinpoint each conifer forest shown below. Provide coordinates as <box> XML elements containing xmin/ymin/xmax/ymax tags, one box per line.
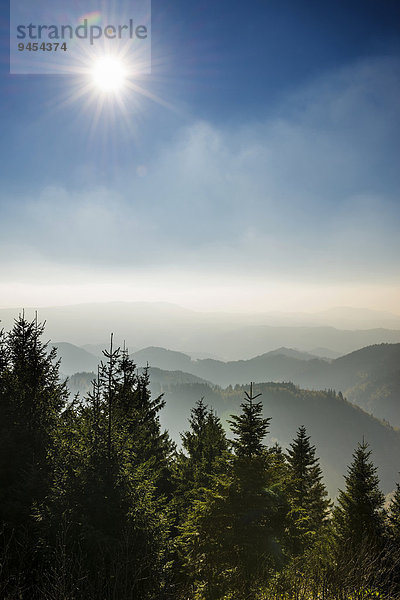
<box><xmin>1</xmin><ymin>315</ymin><xmax>400</xmax><ymax>600</ymax></box>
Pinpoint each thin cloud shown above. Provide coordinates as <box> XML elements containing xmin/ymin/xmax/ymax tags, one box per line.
<box><xmin>0</xmin><ymin>56</ymin><xmax>399</xmax><ymax>285</ymax></box>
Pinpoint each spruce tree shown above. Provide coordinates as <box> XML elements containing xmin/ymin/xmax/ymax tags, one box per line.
<box><xmin>115</xmin><ymin>353</ymin><xmax>175</xmax><ymax>497</ymax></box>
<box><xmin>179</xmin><ymin>384</ymin><xmax>287</xmax><ymax>600</ymax></box>
<box><xmin>328</xmin><ymin>441</ymin><xmax>387</xmax><ymax>597</ymax></box>
<box><xmin>333</xmin><ymin>440</ymin><xmax>385</xmax><ymax>551</ymax></box>
<box><xmin>286</xmin><ymin>426</ymin><xmax>330</xmax><ymax>554</ymax></box>
<box><xmin>173</xmin><ymin>399</ymin><xmax>230</xmax><ymax>596</ymax></box>
<box><xmin>0</xmin><ymin>315</ymin><xmax>67</xmax><ymax>519</ymax></box>
<box><xmin>178</xmin><ymin>398</ymin><xmax>228</xmax><ymax>495</ymax></box>
<box><xmin>228</xmin><ymin>382</ymin><xmax>270</xmax><ymax>458</ymax></box>
<box><xmin>0</xmin><ymin>314</ymin><xmax>67</xmax><ymax>596</ymax></box>
<box><xmin>46</xmin><ymin>338</ymin><xmax>173</xmax><ymax>599</ymax></box>
<box><xmin>181</xmin><ymin>397</ymin><xmax>209</xmax><ymax>464</ymax></box>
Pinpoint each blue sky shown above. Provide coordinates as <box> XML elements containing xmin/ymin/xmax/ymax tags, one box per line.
<box><xmin>0</xmin><ymin>0</ymin><xmax>399</xmax><ymax>312</ymax></box>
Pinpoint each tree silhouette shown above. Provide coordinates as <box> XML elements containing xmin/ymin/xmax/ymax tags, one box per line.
<box><xmin>333</xmin><ymin>440</ymin><xmax>385</xmax><ymax>550</ymax></box>
<box><xmin>286</xmin><ymin>426</ymin><xmax>330</xmax><ymax>554</ymax></box>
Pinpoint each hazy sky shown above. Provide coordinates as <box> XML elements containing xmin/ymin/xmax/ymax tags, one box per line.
<box><xmin>1</xmin><ymin>0</ymin><xmax>400</xmax><ymax>313</ymax></box>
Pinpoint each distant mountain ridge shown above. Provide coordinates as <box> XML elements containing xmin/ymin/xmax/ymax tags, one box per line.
<box><xmin>2</xmin><ymin>302</ymin><xmax>400</xmax><ymax>359</ymax></box>
<box><xmin>58</xmin><ymin>341</ymin><xmax>400</xmax><ymax>428</ymax></box>
<box><xmin>51</xmin><ymin>342</ymin><xmax>100</xmax><ymax>376</ymax></box>
<box><xmin>131</xmin><ymin>347</ymin><xmax>328</xmax><ymax>388</ymax></box>
<box><xmin>67</xmin><ymin>366</ymin><xmax>211</xmax><ymax>397</ymax></box>
<box><xmin>132</xmin><ymin>344</ymin><xmax>400</xmax><ymax>427</ymax></box>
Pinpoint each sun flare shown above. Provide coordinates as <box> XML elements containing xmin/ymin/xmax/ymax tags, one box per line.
<box><xmin>91</xmin><ymin>56</ymin><xmax>127</xmax><ymax>93</ymax></box>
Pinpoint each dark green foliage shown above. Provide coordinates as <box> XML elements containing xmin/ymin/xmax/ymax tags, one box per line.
<box><xmin>127</xmin><ymin>342</ymin><xmax>400</xmax><ymax>428</ymax></box>
<box><xmin>328</xmin><ymin>440</ymin><xmax>390</xmax><ymax>599</ymax></box>
<box><xmin>45</xmin><ymin>339</ymin><xmax>173</xmax><ymax>599</ymax></box>
<box><xmin>0</xmin><ymin>314</ymin><xmax>66</xmax><ymax>468</ymax></box>
<box><xmin>159</xmin><ymin>380</ymin><xmax>400</xmax><ymax>497</ymax></box>
<box><xmin>107</xmin><ymin>346</ymin><xmax>176</xmax><ymax>500</ymax></box>
<box><xmin>2</xmin><ymin>317</ymin><xmax>400</xmax><ymax>599</ymax></box>
<box><xmin>173</xmin><ymin>399</ymin><xmax>230</xmax><ymax>596</ymax></box>
<box><xmin>333</xmin><ymin>440</ymin><xmax>385</xmax><ymax>549</ymax></box>
<box><xmin>181</xmin><ymin>398</ymin><xmax>220</xmax><ymax>466</ymax></box>
<box><xmin>384</xmin><ymin>483</ymin><xmax>400</xmax><ymax>595</ymax></box>
<box><xmin>176</xmin><ymin>398</ymin><xmax>229</xmax><ymax>504</ymax></box>
<box><xmin>286</xmin><ymin>426</ymin><xmax>330</xmax><ymax>554</ymax></box>
<box><xmin>388</xmin><ymin>483</ymin><xmax>400</xmax><ymax>543</ymax></box>
<box><xmin>0</xmin><ymin>315</ymin><xmax>68</xmax><ymax>597</ymax></box>
<box><xmin>178</xmin><ymin>385</ymin><xmax>287</xmax><ymax>600</ymax></box>
<box><xmin>0</xmin><ymin>316</ymin><xmax>67</xmax><ymax>496</ymax></box>
<box><xmin>228</xmin><ymin>383</ymin><xmax>270</xmax><ymax>458</ymax></box>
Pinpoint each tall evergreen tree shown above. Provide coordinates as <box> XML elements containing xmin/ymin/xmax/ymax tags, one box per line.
<box><xmin>114</xmin><ymin>350</ymin><xmax>175</xmax><ymax>497</ymax></box>
<box><xmin>286</xmin><ymin>426</ymin><xmax>330</xmax><ymax>554</ymax></box>
<box><xmin>45</xmin><ymin>338</ymin><xmax>173</xmax><ymax>599</ymax></box>
<box><xmin>0</xmin><ymin>314</ymin><xmax>67</xmax><ymax>597</ymax></box>
<box><xmin>333</xmin><ymin>440</ymin><xmax>385</xmax><ymax>551</ymax></box>
<box><xmin>177</xmin><ymin>398</ymin><xmax>228</xmax><ymax>498</ymax></box>
<box><xmin>173</xmin><ymin>399</ymin><xmax>230</xmax><ymax>596</ymax></box>
<box><xmin>0</xmin><ymin>314</ymin><xmax>67</xmax><ymax>517</ymax></box>
<box><xmin>327</xmin><ymin>442</ymin><xmax>387</xmax><ymax>597</ymax></box>
<box><xmin>228</xmin><ymin>383</ymin><xmax>270</xmax><ymax>458</ymax></box>
<box><xmin>179</xmin><ymin>384</ymin><xmax>287</xmax><ymax>600</ymax></box>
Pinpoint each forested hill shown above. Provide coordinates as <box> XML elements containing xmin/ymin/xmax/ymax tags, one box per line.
<box><xmin>131</xmin><ymin>343</ymin><xmax>400</xmax><ymax>388</ymax></box>
<box><xmin>65</xmin><ymin>341</ymin><xmax>400</xmax><ymax>429</ymax></box>
<box><xmin>67</xmin><ymin>366</ymin><xmax>211</xmax><ymax>397</ymax></box>
<box><xmin>68</xmin><ymin>368</ymin><xmax>400</xmax><ymax>498</ymax></box>
<box><xmin>3</xmin><ymin>315</ymin><xmax>400</xmax><ymax>599</ymax></box>
<box><xmin>295</xmin><ymin>343</ymin><xmax>400</xmax><ymax>390</ymax></box>
<box><xmin>156</xmin><ymin>381</ymin><xmax>400</xmax><ymax>497</ymax></box>
<box><xmin>64</xmin><ymin>342</ymin><xmax>400</xmax><ymax>497</ymax></box>
<box><xmin>132</xmin><ymin>345</ymin><xmax>327</xmax><ymax>386</ymax></box>
<box><xmin>130</xmin><ymin>343</ymin><xmax>400</xmax><ymax>427</ymax></box>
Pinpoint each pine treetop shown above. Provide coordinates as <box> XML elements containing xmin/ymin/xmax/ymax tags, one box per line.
<box><xmin>228</xmin><ymin>383</ymin><xmax>270</xmax><ymax>458</ymax></box>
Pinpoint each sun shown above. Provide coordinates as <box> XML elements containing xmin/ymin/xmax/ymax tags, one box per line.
<box><xmin>91</xmin><ymin>56</ymin><xmax>127</xmax><ymax>93</ymax></box>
